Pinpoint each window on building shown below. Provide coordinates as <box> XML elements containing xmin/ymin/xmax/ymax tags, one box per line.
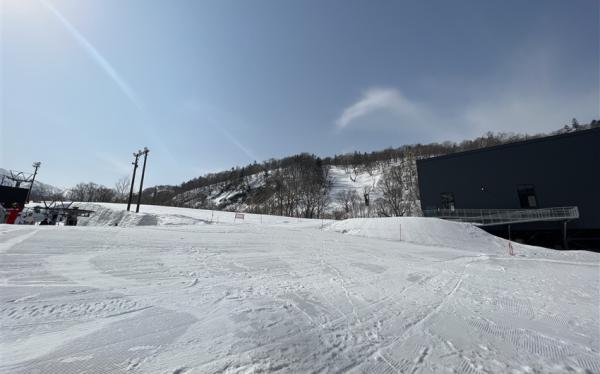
<box><xmin>440</xmin><ymin>192</ymin><xmax>455</xmax><ymax>211</ymax></box>
<box><xmin>517</xmin><ymin>185</ymin><xmax>537</xmax><ymax>208</ymax></box>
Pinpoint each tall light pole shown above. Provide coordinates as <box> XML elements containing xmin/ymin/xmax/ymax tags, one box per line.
<box><xmin>135</xmin><ymin>147</ymin><xmax>149</xmax><ymax>213</ymax></box>
<box><xmin>26</xmin><ymin>162</ymin><xmax>41</xmax><ymax>203</ymax></box>
<box><xmin>127</xmin><ymin>151</ymin><xmax>142</xmax><ymax>212</ymax></box>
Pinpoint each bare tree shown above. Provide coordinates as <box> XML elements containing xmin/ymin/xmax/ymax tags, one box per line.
<box><xmin>336</xmin><ymin>190</ymin><xmax>360</xmax><ymax>217</ymax></box>
<box><xmin>363</xmin><ymin>185</ymin><xmax>371</xmax><ymax>208</ymax></box>
<box><xmin>349</xmin><ymin>164</ymin><xmax>359</xmax><ymax>182</ymax></box>
<box><xmin>114</xmin><ymin>176</ymin><xmax>131</xmax><ymax>203</ymax></box>
<box><xmin>376</xmin><ymin>165</ymin><xmax>410</xmax><ymax>217</ymax></box>
<box><xmin>68</xmin><ymin>182</ymin><xmax>115</xmax><ymax>203</ymax></box>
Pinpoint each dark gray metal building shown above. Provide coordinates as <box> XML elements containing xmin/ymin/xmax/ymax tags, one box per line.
<box><xmin>416</xmin><ymin>128</ymin><xmax>600</xmax><ymax>249</ymax></box>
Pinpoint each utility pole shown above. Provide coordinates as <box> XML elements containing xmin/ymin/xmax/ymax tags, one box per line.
<box><xmin>25</xmin><ymin>162</ymin><xmax>41</xmax><ymax>203</ymax></box>
<box><xmin>127</xmin><ymin>151</ymin><xmax>142</xmax><ymax>212</ymax></box>
<box><xmin>135</xmin><ymin>147</ymin><xmax>149</xmax><ymax>213</ymax></box>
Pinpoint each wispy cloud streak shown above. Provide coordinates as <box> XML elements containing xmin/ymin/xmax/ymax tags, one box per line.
<box><xmin>335</xmin><ymin>87</ymin><xmax>433</xmax><ymax>130</ymax></box>
<box><xmin>182</xmin><ymin>99</ymin><xmax>260</xmax><ymax>162</ymax></box>
<box><xmin>39</xmin><ymin>0</ymin><xmax>144</xmax><ymax>110</ymax></box>
<box><xmin>95</xmin><ymin>152</ymin><xmax>133</xmax><ymax>175</ymax></box>
<box><xmin>216</xmin><ymin>125</ymin><xmax>260</xmax><ymax>162</ymax></box>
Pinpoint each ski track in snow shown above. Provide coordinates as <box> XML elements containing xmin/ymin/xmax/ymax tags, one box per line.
<box><xmin>0</xmin><ymin>228</ymin><xmax>39</xmax><ymax>253</ymax></box>
<box><xmin>1</xmin><ymin>204</ymin><xmax>599</xmax><ymax>373</ymax></box>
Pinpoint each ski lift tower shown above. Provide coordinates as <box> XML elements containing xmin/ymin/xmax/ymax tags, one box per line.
<box><xmin>0</xmin><ymin>168</ymin><xmax>35</xmax><ymax>207</ymax></box>
<box><xmin>25</xmin><ymin>162</ymin><xmax>41</xmax><ymax>203</ymax></box>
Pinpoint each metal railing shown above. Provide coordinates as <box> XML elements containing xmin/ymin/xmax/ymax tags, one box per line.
<box><xmin>422</xmin><ymin>206</ymin><xmax>579</xmax><ymax>226</ymax></box>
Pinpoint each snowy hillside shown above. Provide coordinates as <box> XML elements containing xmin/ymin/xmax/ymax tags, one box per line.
<box><xmin>2</xmin><ymin>204</ymin><xmax>599</xmax><ymax>373</ymax></box>
<box><xmin>152</xmin><ymin>128</ymin><xmax>600</xmax><ymax>218</ymax></box>
<box><xmin>167</xmin><ymin>161</ymin><xmax>421</xmax><ymax>218</ymax></box>
<box><xmin>171</xmin><ymin>172</ymin><xmax>267</xmax><ymax>212</ymax></box>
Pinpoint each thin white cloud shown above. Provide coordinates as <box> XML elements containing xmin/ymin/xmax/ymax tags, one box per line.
<box><xmin>335</xmin><ymin>40</ymin><xmax>598</xmax><ymax>139</ymax></box>
<box><xmin>335</xmin><ymin>87</ymin><xmax>433</xmax><ymax>130</ymax></box>
<box><xmin>182</xmin><ymin>99</ymin><xmax>260</xmax><ymax>162</ymax></box>
<box><xmin>39</xmin><ymin>0</ymin><xmax>145</xmax><ymax>111</ymax></box>
<box><xmin>461</xmin><ymin>43</ymin><xmax>598</xmax><ymax>136</ymax></box>
<box><xmin>336</xmin><ymin>83</ymin><xmax>596</xmax><ymax>139</ymax></box>
<box><xmin>216</xmin><ymin>125</ymin><xmax>260</xmax><ymax>162</ymax></box>
<box><xmin>40</xmin><ymin>0</ymin><xmax>183</xmax><ymax>183</ymax></box>
<box><xmin>95</xmin><ymin>152</ymin><xmax>133</xmax><ymax>176</ymax></box>
<box><xmin>463</xmin><ymin>91</ymin><xmax>598</xmax><ymax>136</ymax></box>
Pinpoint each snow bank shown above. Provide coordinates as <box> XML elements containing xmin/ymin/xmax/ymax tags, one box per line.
<box><xmin>75</xmin><ymin>204</ymin><xmax>162</xmax><ymax>227</ymax></box>
<box><xmin>326</xmin><ymin>217</ymin><xmax>508</xmax><ymax>253</ymax></box>
<box><xmin>76</xmin><ymin>204</ymin><xmax>218</xmax><ymax>227</ymax></box>
<box><xmin>73</xmin><ymin>203</ymin><xmax>598</xmax><ymax>261</ymax></box>
<box><xmin>75</xmin><ymin>203</ymin><xmax>326</xmax><ymax>228</ymax></box>
<box><xmin>326</xmin><ymin>217</ymin><xmax>600</xmax><ymax>262</ymax></box>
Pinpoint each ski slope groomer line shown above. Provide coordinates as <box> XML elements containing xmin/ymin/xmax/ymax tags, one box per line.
<box><xmin>1</xmin><ymin>207</ymin><xmax>599</xmax><ymax>373</ymax></box>
<box><xmin>0</xmin><ymin>227</ymin><xmax>39</xmax><ymax>253</ymax></box>
<box><xmin>0</xmin><ymin>225</ymin><xmax>198</xmax><ymax>373</ymax></box>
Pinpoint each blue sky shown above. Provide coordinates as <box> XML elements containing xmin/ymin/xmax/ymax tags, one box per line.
<box><xmin>1</xmin><ymin>0</ymin><xmax>598</xmax><ymax>188</ymax></box>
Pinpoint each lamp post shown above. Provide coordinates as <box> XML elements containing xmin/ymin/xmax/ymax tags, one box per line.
<box><xmin>26</xmin><ymin>162</ymin><xmax>41</xmax><ymax>203</ymax></box>
<box><xmin>126</xmin><ymin>151</ymin><xmax>142</xmax><ymax>212</ymax></box>
<box><xmin>135</xmin><ymin>147</ymin><xmax>149</xmax><ymax>213</ymax></box>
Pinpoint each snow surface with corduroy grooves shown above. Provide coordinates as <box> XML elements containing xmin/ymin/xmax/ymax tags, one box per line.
<box><xmin>1</xmin><ymin>203</ymin><xmax>598</xmax><ymax>373</ymax></box>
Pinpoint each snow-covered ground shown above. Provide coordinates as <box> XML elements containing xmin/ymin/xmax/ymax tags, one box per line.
<box><xmin>1</xmin><ymin>204</ymin><xmax>599</xmax><ymax>373</ymax></box>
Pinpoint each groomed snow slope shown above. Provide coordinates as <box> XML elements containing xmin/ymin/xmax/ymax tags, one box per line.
<box><xmin>1</xmin><ymin>205</ymin><xmax>599</xmax><ymax>373</ymax></box>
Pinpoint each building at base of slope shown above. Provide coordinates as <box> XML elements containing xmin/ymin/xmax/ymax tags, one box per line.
<box><xmin>416</xmin><ymin>127</ymin><xmax>600</xmax><ymax>250</ymax></box>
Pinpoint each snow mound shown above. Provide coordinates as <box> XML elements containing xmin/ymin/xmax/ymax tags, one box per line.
<box><xmin>326</xmin><ymin>217</ymin><xmax>600</xmax><ymax>261</ymax></box>
<box><xmin>327</xmin><ymin>217</ymin><xmax>509</xmax><ymax>253</ymax></box>
<box><xmin>75</xmin><ymin>203</ymin><xmax>207</xmax><ymax>227</ymax></box>
<box><xmin>74</xmin><ymin>203</ymin><xmax>326</xmax><ymax>228</ymax></box>
<box><xmin>70</xmin><ymin>203</ymin><xmax>599</xmax><ymax>262</ymax></box>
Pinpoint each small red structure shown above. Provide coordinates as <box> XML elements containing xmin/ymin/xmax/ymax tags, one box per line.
<box><xmin>5</xmin><ymin>205</ymin><xmax>22</xmax><ymax>224</ymax></box>
<box><xmin>234</xmin><ymin>212</ymin><xmax>245</xmax><ymax>221</ymax></box>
